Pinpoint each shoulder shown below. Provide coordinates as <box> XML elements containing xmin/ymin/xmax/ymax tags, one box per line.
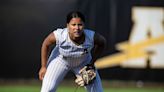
<box><xmin>84</xmin><ymin>29</ymin><xmax>95</xmax><ymax>39</ymax></box>
<box><xmin>52</xmin><ymin>28</ymin><xmax>68</xmax><ymax>44</ymax></box>
<box><xmin>94</xmin><ymin>32</ymin><xmax>106</xmax><ymax>45</ymax></box>
<box><xmin>53</xmin><ymin>28</ymin><xmax>67</xmax><ymax>36</ymax></box>
<box><xmin>84</xmin><ymin>29</ymin><xmax>95</xmax><ymax>35</ymax></box>
<box><xmin>84</xmin><ymin>29</ymin><xmax>95</xmax><ymax>42</ymax></box>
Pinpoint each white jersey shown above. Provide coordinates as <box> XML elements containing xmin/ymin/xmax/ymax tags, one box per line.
<box><xmin>48</xmin><ymin>28</ymin><xmax>95</xmax><ymax>67</ymax></box>
<box><xmin>41</xmin><ymin>28</ymin><xmax>103</xmax><ymax>92</ymax></box>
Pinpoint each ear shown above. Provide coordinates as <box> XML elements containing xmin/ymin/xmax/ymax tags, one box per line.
<box><xmin>66</xmin><ymin>23</ymin><xmax>69</xmax><ymax>27</ymax></box>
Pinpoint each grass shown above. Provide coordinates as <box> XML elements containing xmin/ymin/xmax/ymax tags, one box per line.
<box><xmin>0</xmin><ymin>85</ymin><xmax>164</xmax><ymax>92</ymax></box>
<box><xmin>0</xmin><ymin>80</ymin><xmax>164</xmax><ymax>92</ymax></box>
<box><xmin>0</xmin><ymin>85</ymin><xmax>40</xmax><ymax>92</ymax></box>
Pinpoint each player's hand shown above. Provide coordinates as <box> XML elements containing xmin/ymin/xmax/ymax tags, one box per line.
<box><xmin>39</xmin><ymin>66</ymin><xmax>47</xmax><ymax>80</ymax></box>
<box><xmin>86</xmin><ymin>69</ymin><xmax>96</xmax><ymax>80</ymax></box>
<box><xmin>79</xmin><ymin>65</ymin><xmax>96</xmax><ymax>85</ymax></box>
<box><xmin>75</xmin><ymin>75</ymin><xmax>85</xmax><ymax>86</ymax></box>
<box><xmin>75</xmin><ymin>65</ymin><xmax>96</xmax><ymax>86</ymax></box>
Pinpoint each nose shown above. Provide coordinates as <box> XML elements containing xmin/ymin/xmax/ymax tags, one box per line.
<box><xmin>75</xmin><ymin>25</ymin><xmax>80</xmax><ymax>30</ymax></box>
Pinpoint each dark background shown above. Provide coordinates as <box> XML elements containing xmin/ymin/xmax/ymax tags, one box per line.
<box><xmin>0</xmin><ymin>0</ymin><xmax>164</xmax><ymax>82</ymax></box>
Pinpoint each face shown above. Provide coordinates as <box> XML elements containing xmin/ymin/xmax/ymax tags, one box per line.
<box><xmin>67</xmin><ymin>18</ymin><xmax>84</xmax><ymax>38</ymax></box>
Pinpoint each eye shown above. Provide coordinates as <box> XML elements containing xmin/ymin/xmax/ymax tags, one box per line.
<box><xmin>71</xmin><ymin>24</ymin><xmax>76</xmax><ymax>26</ymax></box>
<box><xmin>78</xmin><ymin>24</ymin><xmax>83</xmax><ymax>26</ymax></box>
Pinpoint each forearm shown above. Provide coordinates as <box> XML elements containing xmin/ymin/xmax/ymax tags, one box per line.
<box><xmin>90</xmin><ymin>33</ymin><xmax>106</xmax><ymax>66</ymax></box>
<box><xmin>40</xmin><ymin>32</ymin><xmax>56</xmax><ymax>68</ymax></box>
<box><xmin>90</xmin><ymin>44</ymin><xmax>105</xmax><ymax>66</ymax></box>
<box><xmin>41</xmin><ymin>43</ymin><xmax>49</xmax><ymax>67</ymax></box>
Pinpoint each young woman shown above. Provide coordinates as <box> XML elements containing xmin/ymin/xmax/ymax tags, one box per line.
<box><xmin>39</xmin><ymin>11</ymin><xmax>106</xmax><ymax>92</ymax></box>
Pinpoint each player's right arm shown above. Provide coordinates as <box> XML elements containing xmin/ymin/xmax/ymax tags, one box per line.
<box><xmin>39</xmin><ymin>32</ymin><xmax>56</xmax><ymax>80</ymax></box>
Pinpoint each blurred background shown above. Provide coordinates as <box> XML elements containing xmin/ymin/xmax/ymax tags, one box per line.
<box><xmin>0</xmin><ymin>0</ymin><xmax>164</xmax><ymax>88</ymax></box>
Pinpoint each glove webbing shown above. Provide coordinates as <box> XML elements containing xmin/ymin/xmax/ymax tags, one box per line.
<box><xmin>81</xmin><ymin>64</ymin><xmax>96</xmax><ymax>85</ymax></box>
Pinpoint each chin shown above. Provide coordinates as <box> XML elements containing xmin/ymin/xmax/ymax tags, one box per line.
<box><xmin>74</xmin><ymin>33</ymin><xmax>82</xmax><ymax>37</ymax></box>
<box><xmin>74</xmin><ymin>35</ymin><xmax>81</xmax><ymax>38</ymax></box>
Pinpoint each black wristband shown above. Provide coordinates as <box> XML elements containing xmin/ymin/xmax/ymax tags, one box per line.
<box><xmin>86</xmin><ymin>64</ymin><xmax>95</xmax><ymax>70</ymax></box>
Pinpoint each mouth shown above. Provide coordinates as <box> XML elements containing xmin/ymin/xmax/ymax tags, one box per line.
<box><xmin>74</xmin><ymin>31</ymin><xmax>82</xmax><ymax>36</ymax></box>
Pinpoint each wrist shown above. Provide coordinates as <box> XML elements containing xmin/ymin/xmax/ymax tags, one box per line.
<box><xmin>89</xmin><ymin>59</ymin><xmax>94</xmax><ymax>65</ymax></box>
<box><xmin>86</xmin><ymin>64</ymin><xmax>95</xmax><ymax>70</ymax></box>
<box><xmin>41</xmin><ymin>65</ymin><xmax>47</xmax><ymax>68</ymax></box>
<box><xmin>41</xmin><ymin>61</ymin><xmax>47</xmax><ymax>68</ymax></box>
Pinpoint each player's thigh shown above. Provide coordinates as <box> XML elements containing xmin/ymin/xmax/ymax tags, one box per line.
<box><xmin>43</xmin><ymin>58</ymin><xmax>69</xmax><ymax>86</ymax></box>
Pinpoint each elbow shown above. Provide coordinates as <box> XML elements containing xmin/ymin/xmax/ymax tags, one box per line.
<box><xmin>100</xmin><ymin>36</ymin><xmax>107</xmax><ymax>50</ymax></box>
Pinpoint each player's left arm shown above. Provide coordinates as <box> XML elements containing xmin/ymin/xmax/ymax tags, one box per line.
<box><xmin>90</xmin><ymin>32</ymin><xmax>106</xmax><ymax>67</ymax></box>
<box><xmin>75</xmin><ymin>32</ymin><xmax>106</xmax><ymax>86</ymax></box>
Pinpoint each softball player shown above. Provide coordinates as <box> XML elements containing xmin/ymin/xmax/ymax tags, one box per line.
<box><xmin>39</xmin><ymin>11</ymin><xmax>106</xmax><ymax>92</ymax></box>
